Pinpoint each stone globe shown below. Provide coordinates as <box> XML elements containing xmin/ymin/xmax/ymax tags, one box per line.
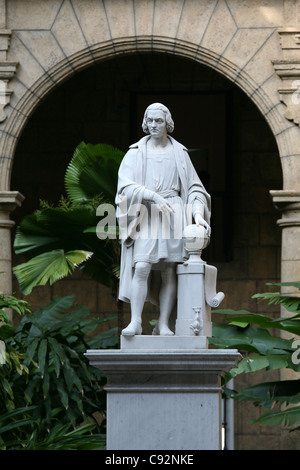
<box><xmin>183</xmin><ymin>224</ymin><xmax>210</xmax><ymax>253</ymax></box>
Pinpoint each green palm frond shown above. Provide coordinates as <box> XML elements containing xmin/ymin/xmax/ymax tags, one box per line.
<box><xmin>65</xmin><ymin>141</ymin><xmax>124</xmax><ymax>204</ymax></box>
<box><xmin>13</xmin><ymin>141</ymin><xmax>123</xmax><ymax>293</ymax></box>
<box><xmin>13</xmin><ymin>249</ymin><xmax>93</xmax><ymax>295</ymax></box>
<box><xmin>254</xmin><ymin>405</ymin><xmax>300</xmax><ymax>428</ymax></box>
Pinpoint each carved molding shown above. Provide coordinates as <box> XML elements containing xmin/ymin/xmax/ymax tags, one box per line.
<box><xmin>278</xmin><ymin>29</ymin><xmax>300</xmax><ymax>50</ymax></box>
<box><xmin>273</xmin><ymin>59</ymin><xmax>300</xmax><ymax>126</ymax></box>
<box><xmin>270</xmin><ymin>190</ymin><xmax>300</xmax><ymax>227</ymax></box>
<box><xmin>272</xmin><ymin>28</ymin><xmax>300</xmax><ymax>126</ymax></box>
<box><xmin>0</xmin><ymin>191</ymin><xmax>25</xmax><ymax>229</ymax></box>
<box><xmin>0</xmin><ymin>30</ymin><xmax>18</xmax><ymax>123</ymax></box>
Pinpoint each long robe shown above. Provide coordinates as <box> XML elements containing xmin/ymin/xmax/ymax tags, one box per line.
<box><xmin>115</xmin><ymin>135</ymin><xmax>211</xmax><ymax>303</ymax></box>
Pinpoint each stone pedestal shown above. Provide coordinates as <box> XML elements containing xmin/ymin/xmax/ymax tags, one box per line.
<box><xmin>175</xmin><ymin>224</ymin><xmax>224</xmax><ymax>348</ymax></box>
<box><xmin>176</xmin><ymin>262</ymin><xmax>224</xmax><ymax>347</ymax></box>
<box><xmin>85</xmin><ymin>347</ymin><xmax>240</xmax><ymax>450</ymax></box>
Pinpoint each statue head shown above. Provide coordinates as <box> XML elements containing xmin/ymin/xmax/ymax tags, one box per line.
<box><xmin>142</xmin><ymin>103</ymin><xmax>174</xmax><ymax>134</ymax></box>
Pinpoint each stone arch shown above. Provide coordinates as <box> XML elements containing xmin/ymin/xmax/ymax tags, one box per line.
<box><xmin>0</xmin><ymin>36</ymin><xmax>288</xmax><ymax>191</ymax></box>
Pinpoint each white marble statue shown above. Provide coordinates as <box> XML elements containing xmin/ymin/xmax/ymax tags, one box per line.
<box><xmin>115</xmin><ymin>103</ymin><xmax>211</xmax><ymax>336</ymax></box>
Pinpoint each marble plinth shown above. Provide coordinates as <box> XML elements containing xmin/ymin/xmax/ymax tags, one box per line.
<box><xmin>120</xmin><ymin>334</ymin><xmax>208</xmax><ymax>350</ymax></box>
<box><xmin>85</xmin><ymin>347</ymin><xmax>241</xmax><ymax>450</ymax></box>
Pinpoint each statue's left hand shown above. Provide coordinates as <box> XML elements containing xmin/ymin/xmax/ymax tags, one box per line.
<box><xmin>194</xmin><ymin>213</ymin><xmax>211</xmax><ymax>236</ymax></box>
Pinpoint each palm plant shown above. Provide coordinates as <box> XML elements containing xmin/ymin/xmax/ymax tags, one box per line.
<box><xmin>210</xmin><ymin>281</ymin><xmax>300</xmax><ymax>430</ymax></box>
<box><xmin>13</xmin><ymin>142</ymin><xmax>124</xmax><ymax>295</ymax></box>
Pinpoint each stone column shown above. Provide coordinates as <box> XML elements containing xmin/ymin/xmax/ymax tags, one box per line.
<box><xmin>0</xmin><ymin>191</ymin><xmax>24</xmax><ymax>303</ymax></box>
<box><xmin>270</xmin><ymin>190</ymin><xmax>300</xmax><ymax>449</ymax></box>
<box><xmin>270</xmin><ymin>190</ymin><xmax>300</xmax><ymax>380</ymax></box>
<box><xmin>270</xmin><ymin>190</ymin><xmax>300</xmax><ymax>290</ymax></box>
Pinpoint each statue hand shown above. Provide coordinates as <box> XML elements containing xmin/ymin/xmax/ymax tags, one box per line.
<box><xmin>194</xmin><ymin>213</ymin><xmax>211</xmax><ymax>236</ymax></box>
<box><xmin>153</xmin><ymin>193</ymin><xmax>174</xmax><ymax>214</ymax></box>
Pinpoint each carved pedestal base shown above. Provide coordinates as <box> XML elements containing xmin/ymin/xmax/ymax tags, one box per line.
<box><xmin>85</xmin><ymin>348</ymin><xmax>240</xmax><ymax>450</ymax></box>
<box><xmin>120</xmin><ymin>335</ymin><xmax>207</xmax><ymax>350</ymax></box>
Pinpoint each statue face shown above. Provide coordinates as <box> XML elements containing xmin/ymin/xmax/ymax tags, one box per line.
<box><xmin>146</xmin><ymin>109</ymin><xmax>167</xmax><ymax>139</ymax></box>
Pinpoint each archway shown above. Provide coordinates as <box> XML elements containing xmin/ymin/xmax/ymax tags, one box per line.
<box><xmin>0</xmin><ymin>38</ymin><xmax>287</xmax><ymax>191</ymax></box>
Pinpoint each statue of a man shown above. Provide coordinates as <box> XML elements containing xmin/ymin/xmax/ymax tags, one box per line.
<box><xmin>116</xmin><ymin>103</ymin><xmax>211</xmax><ymax>336</ymax></box>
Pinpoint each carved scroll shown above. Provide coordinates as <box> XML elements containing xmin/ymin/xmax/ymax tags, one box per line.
<box><xmin>204</xmin><ymin>264</ymin><xmax>225</xmax><ymax>308</ymax></box>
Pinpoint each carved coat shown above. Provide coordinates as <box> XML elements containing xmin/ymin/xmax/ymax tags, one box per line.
<box><xmin>115</xmin><ymin>135</ymin><xmax>211</xmax><ymax>303</ymax></box>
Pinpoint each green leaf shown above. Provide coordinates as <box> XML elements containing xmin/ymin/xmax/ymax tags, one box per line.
<box><xmin>0</xmin><ymin>406</ymin><xmax>38</xmax><ymax>422</ymax></box>
<box><xmin>62</xmin><ymin>357</ymin><xmax>74</xmax><ymax>392</ymax></box>
<box><xmin>48</xmin><ymin>337</ymin><xmax>66</xmax><ymax>365</ymax></box>
<box><xmin>14</xmin><ymin>206</ymin><xmax>99</xmax><ymax>256</ymax></box>
<box><xmin>0</xmin><ymin>418</ymin><xmax>37</xmax><ymax>435</ymax></box>
<box><xmin>87</xmin><ymin>326</ymin><xmax>118</xmax><ymax>349</ymax></box>
<box><xmin>36</xmin><ymin>295</ymin><xmax>75</xmax><ymax>319</ymax></box>
<box><xmin>2</xmin><ymin>377</ymin><xmax>14</xmax><ymax>400</ymax></box>
<box><xmin>0</xmin><ymin>293</ymin><xmax>31</xmax><ymax>317</ymax></box>
<box><xmin>253</xmin><ymin>290</ymin><xmax>300</xmax><ymax>313</ymax></box>
<box><xmin>56</xmin><ymin>378</ymin><xmax>69</xmax><ymax>410</ymax></box>
<box><xmin>229</xmin><ymin>354</ymin><xmax>289</xmax><ymax>379</ymax></box>
<box><xmin>255</xmin><ymin>406</ymin><xmax>300</xmax><ymax>427</ymax></box>
<box><xmin>50</xmin><ymin>349</ymin><xmax>61</xmax><ymax>378</ymax></box>
<box><xmin>233</xmin><ymin>379</ymin><xmax>300</xmax><ymax>407</ymax></box>
<box><xmin>65</xmin><ymin>141</ymin><xmax>124</xmax><ymax>204</ymax></box>
<box><xmin>266</xmin><ymin>281</ymin><xmax>300</xmax><ymax>290</ymax></box>
<box><xmin>0</xmin><ymin>324</ymin><xmax>15</xmax><ymax>340</ymax></box>
<box><xmin>14</xmin><ymin>232</ymin><xmax>61</xmax><ymax>256</ymax></box>
<box><xmin>37</xmin><ymin>338</ymin><xmax>47</xmax><ymax>377</ymax></box>
<box><xmin>23</xmin><ymin>337</ymin><xmax>40</xmax><ymax>367</ymax></box>
<box><xmin>42</xmin><ymin>364</ymin><xmax>50</xmax><ymax>399</ymax></box>
<box><xmin>13</xmin><ymin>249</ymin><xmax>93</xmax><ymax>295</ymax></box>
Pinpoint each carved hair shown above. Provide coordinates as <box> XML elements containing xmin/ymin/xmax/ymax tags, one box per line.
<box><xmin>142</xmin><ymin>103</ymin><xmax>174</xmax><ymax>134</ymax></box>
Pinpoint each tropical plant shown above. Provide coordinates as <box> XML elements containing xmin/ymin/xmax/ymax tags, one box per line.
<box><xmin>0</xmin><ymin>407</ymin><xmax>106</xmax><ymax>450</ymax></box>
<box><xmin>13</xmin><ymin>142</ymin><xmax>124</xmax><ymax>295</ymax></box>
<box><xmin>210</xmin><ymin>281</ymin><xmax>300</xmax><ymax>429</ymax></box>
<box><xmin>0</xmin><ymin>292</ymin><xmax>31</xmax><ymax>412</ymax></box>
<box><xmin>0</xmin><ymin>294</ymin><xmax>117</xmax><ymax>449</ymax></box>
<box><xmin>0</xmin><ymin>291</ymin><xmax>31</xmax><ymax>321</ymax></box>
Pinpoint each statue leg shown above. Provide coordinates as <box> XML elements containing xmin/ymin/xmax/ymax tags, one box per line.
<box><xmin>156</xmin><ymin>262</ymin><xmax>176</xmax><ymax>336</ymax></box>
<box><xmin>122</xmin><ymin>261</ymin><xmax>151</xmax><ymax>336</ymax></box>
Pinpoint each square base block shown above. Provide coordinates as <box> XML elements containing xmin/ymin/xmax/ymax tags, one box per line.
<box><xmin>85</xmin><ymin>348</ymin><xmax>241</xmax><ymax>450</ymax></box>
<box><xmin>120</xmin><ymin>334</ymin><xmax>208</xmax><ymax>350</ymax></box>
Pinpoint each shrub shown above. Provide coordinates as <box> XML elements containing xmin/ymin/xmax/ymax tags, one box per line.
<box><xmin>0</xmin><ymin>294</ymin><xmax>117</xmax><ymax>449</ymax></box>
